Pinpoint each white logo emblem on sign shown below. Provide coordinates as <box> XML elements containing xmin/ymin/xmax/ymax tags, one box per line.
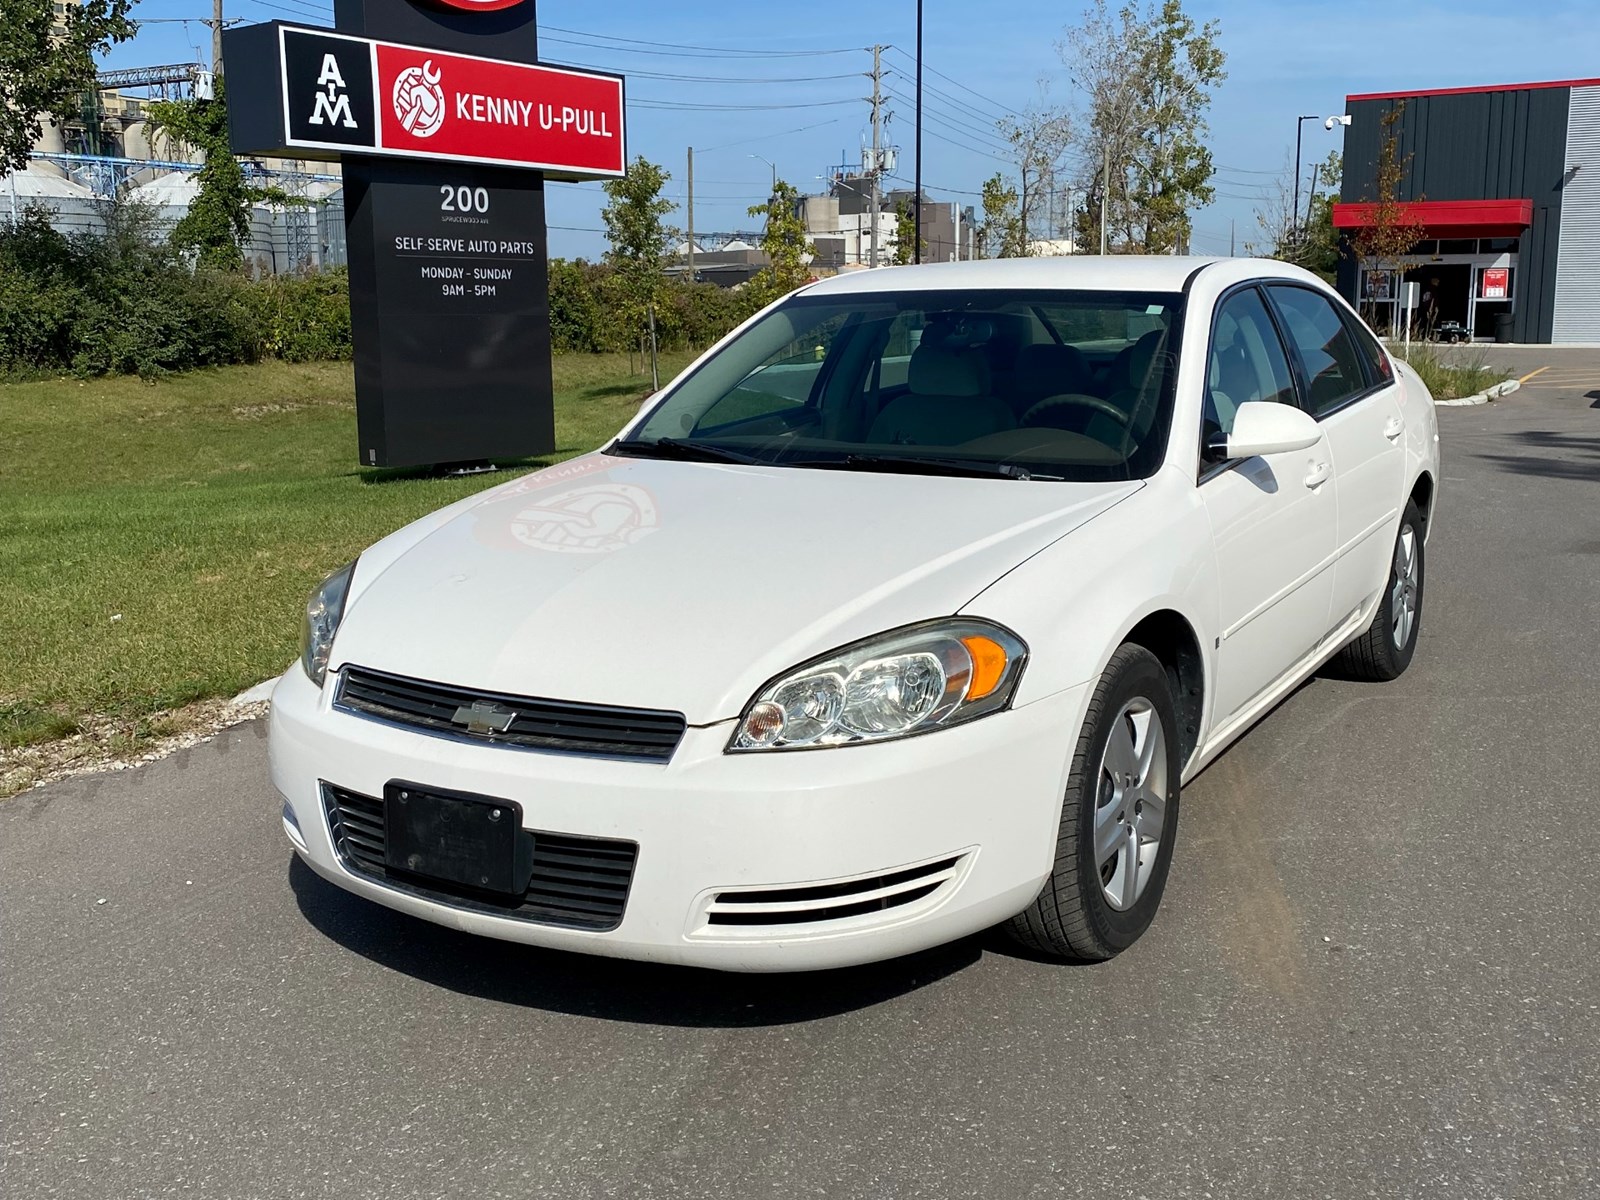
<box><xmin>309</xmin><ymin>53</ymin><xmax>357</xmax><ymax>129</ymax></box>
<box><xmin>392</xmin><ymin>60</ymin><xmax>446</xmax><ymax>138</ymax></box>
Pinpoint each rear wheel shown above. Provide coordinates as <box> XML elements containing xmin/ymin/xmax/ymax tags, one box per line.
<box><xmin>1006</xmin><ymin>644</ymin><xmax>1181</xmax><ymax>962</ymax></box>
<box><xmin>1332</xmin><ymin>499</ymin><xmax>1425</xmax><ymax>682</ymax></box>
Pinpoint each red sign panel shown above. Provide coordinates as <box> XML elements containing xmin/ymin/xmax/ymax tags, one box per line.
<box><xmin>422</xmin><ymin>0</ymin><xmax>529</xmax><ymax>10</ymax></box>
<box><xmin>1481</xmin><ymin>267</ymin><xmax>1510</xmax><ymax>299</ymax></box>
<box><xmin>376</xmin><ymin>43</ymin><xmax>624</xmax><ymax>176</ymax></box>
<box><xmin>277</xmin><ymin>25</ymin><xmax>625</xmax><ymax>179</ymax></box>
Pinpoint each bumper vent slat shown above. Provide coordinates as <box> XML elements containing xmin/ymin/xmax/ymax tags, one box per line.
<box><xmin>322</xmin><ymin>784</ymin><xmax>638</xmax><ymax>932</ymax></box>
<box><xmin>335</xmin><ymin>667</ymin><xmax>687</xmax><ymax>763</ymax></box>
<box><xmin>704</xmin><ymin>855</ymin><xmax>966</xmax><ymax>929</ymax></box>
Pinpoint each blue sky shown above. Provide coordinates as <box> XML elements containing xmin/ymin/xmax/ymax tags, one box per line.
<box><xmin>107</xmin><ymin>0</ymin><xmax>1600</xmax><ymax>259</ymax></box>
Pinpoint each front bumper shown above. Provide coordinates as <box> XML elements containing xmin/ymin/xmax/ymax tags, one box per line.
<box><xmin>270</xmin><ymin>667</ymin><xmax>1088</xmax><ymax>972</ymax></box>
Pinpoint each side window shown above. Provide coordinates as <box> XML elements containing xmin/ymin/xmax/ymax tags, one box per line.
<box><xmin>1267</xmin><ymin>285</ymin><xmax>1372</xmax><ymax>416</ymax></box>
<box><xmin>1342</xmin><ymin>307</ymin><xmax>1394</xmax><ymax>388</ymax></box>
<box><xmin>1205</xmin><ymin>288</ymin><xmax>1298</xmax><ymax>446</ymax></box>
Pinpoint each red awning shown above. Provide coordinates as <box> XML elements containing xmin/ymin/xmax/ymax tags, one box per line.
<box><xmin>1332</xmin><ymin>198</ymin><xmax>1533</xmax><ymax>238</ymax></box>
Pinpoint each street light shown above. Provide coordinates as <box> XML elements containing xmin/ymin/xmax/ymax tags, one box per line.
<box><xmin>1293</xmin><ymin>113</ymin><xmax>1351</xmax><ymax>249</ymax></box>
<box><xmin>749</xmin><ymin>154</ymin><xmax>777</xmax><ymax>194</ymax></box>
<box><xmin>914</xmin><ymin>0</ymin><xmax>923</xmax><ymax>265</ymax></box>
<box><xmin>1292</xmin><ymin>114</ymin><xmax>1319</xmax><ymax>250</ymax></box>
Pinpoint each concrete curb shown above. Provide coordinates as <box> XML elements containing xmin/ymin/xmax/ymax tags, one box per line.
<box><xmin>231</xmin><ymin>667</ymin><xmax>290</xmax><ymax>707</ymax></box>
<box><xmin>1435</xmin><ymin>378</ymin><xmax>1521</xmax><ymax>408</ymax></box>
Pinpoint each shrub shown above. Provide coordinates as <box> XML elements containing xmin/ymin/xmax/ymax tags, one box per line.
<box><xmin>240</xmin><ymin>270</ymin><xmax>352</xmax><ymax>362</ymax></box>
<box><xmin>0</xmin><ymin>205</ymin><xmax>753</xmax><ymax>379</ymax></box>
<box><xmin>1395</xmin><ymin>346</ymin><xmax>1508</xmax><ymax>402</ymax></box>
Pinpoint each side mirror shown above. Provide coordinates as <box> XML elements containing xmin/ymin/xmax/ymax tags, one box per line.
<box><xmin>1210</xmin><ymin>401</ymin><xmax>1322</xmax><ymax>460</ymax></box>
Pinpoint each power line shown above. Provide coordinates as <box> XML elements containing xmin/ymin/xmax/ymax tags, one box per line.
<box><xmin>631</xmin><ymin>97</ymin><xmax>860</xmax><ymax>112</ymax></box>
<box><xmin>235</xmin><ymin>0</ymin><xmax>331</xmax><ymax>20</ymax></box>
<box><xmin>540</xmin><ymin>33</ymin><xmax>857</xmax><ymax>62</ymax></box>
<box><xmin>883</xmin><ymin>45</ymin><xmax>1018</xmax><ymax>122</ymax></box>
<box><xmin>552</xmin><ymin>63</ymin><xmax>860</xmax><ymax>85</ymax></box>
<box><xmin>884</xmin><ymin>93</ymin><xmax>1008</xmax><ymax>163</ymax></box>
<box><xmin>542</xmin><ymin>24</ymin><xmax>860</xmax><ymax>58</ymax></box>
<box><xmin>695</xmin><ymin>117</ymin><xmax>848</xmax><ymax>154</ymax></box>
<box><xmin>886</xmin><ymin>172</ymin><xmax>984</xmax><ymax>198</ymax></box>
<box><xmin>884</xmin><ymin>80</ymin><xmax>1010</xmax><ymax>149</ymax></box>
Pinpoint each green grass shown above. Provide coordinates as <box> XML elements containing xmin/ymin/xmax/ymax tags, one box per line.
<box><xmin>0</xmin><ymin>352</ymin><xmax>693</xmax><ymax>751</ymax></box>
<box><xmin>1394</xmin><ymin>346</ymin><xmax>1509</xmax><ymax>401</ymax></box>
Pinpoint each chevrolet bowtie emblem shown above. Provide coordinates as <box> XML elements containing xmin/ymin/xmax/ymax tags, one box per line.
<box><xmin>452</xmin><ymin>700</ymin><xmax>517</xmax><ymax>736</ymax></box>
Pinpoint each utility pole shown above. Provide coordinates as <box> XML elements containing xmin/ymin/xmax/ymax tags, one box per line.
<box><xmin>209</xmin><ymin>0</ymin><xmax>224</xmax><ymax>75</ymax></box>
<box><xmin>1230</xmin><ymin>218</ymin><xmax>1235</xmax><ymax>257</ymax></box>
<box><xmin>686</xmin><ymin>146</ymin><xmax>695</xmax><ymax>284</ymax></box>
<box><xmin>869</xmin><ymin>44</ymin><xmax>884</xmax><ymax>269</ymax></box>
<box><xmin>1303</xmin><ymin>161</ymin><xmax>1320</xmax><ymax>240</ymax></box>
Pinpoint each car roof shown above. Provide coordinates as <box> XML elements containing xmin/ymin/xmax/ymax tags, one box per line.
<box><xmin>800</xmin><ymin>255</ymin><xmax>1311</xmax><ymax>297</ymax></box>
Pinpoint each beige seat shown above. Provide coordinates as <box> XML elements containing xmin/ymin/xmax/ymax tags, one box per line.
<box><xmin>867</xmin><ymin>345</ymin><xmax>1016</xmax><ymax>446</ymax></box>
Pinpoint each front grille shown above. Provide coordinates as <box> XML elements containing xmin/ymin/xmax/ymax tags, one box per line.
<box><xmin>322</xmin><ymin>784</ymin><xmax>637</xmax><ymax>931</ymax></box>
<box><xmin>336</xmin><ymin>666</ymin><xmax>687</xmax><ymax>763</ymax></box>
<box><xmin>703</xmin><ymin>854</ymin><xmax>966</xmax><ymax>929</ymax></box>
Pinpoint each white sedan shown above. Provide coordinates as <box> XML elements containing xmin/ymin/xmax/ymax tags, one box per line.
<box><xmin>271</xmin><ymin>257</ymin><xmax>1439</xmax><ymax>971</ymax></box>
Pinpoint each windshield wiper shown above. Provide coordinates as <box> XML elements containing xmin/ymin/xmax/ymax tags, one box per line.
<box><xmin>836</xmin><ymin>454</ymin><xmax>1049</xmax><ymax>481</ymax></box>
<box><xmin>608</xmin><ymin>438</ymin><xmax>770</xmax><ymax>466</ymax></box>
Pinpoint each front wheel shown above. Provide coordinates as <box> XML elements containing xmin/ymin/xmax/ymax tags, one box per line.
<box><xmin>1332</xmin><ymin>499</ymin><xmax>1425</xmax><ymax>682</ymax></box>
<box><xmin>1005</xmin><ymin>644</ymin><xmax>1181</xmax><ymax>962</ymax></box>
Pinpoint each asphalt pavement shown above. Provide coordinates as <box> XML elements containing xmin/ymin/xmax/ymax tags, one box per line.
<box><xmin>4</xmin><ymin>363</ymin><xmax>1599</xmax><ymax>1200</ymax></box>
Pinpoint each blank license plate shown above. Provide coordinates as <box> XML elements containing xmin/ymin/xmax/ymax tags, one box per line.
<box><xmin>384</xmin><ymin>784</ymin><xmax>521</xmax><ymax>895</ymax></box>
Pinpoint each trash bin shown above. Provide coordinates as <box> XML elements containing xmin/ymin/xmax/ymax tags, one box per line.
<box><xmin>1494</xmin><ymin>312</ymin><xmax>1514</xmax><ymax>343</ymax></box>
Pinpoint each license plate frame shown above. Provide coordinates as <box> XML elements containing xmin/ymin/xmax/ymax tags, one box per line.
<box><xmin>383</xmin><ymin>783</ymin><xmax>524</xmax><ymax>896</ymax></box>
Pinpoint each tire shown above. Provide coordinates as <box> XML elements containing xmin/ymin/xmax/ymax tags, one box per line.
<box><xmin>1005</xmin><ymin>644</ymin><xmax>1182</xmax><ymax>962</ymax></box>
<box><xmin>1332</xmin><ymin>499</ymin><xmax>1425</xmax><ymax>682</ymax></box>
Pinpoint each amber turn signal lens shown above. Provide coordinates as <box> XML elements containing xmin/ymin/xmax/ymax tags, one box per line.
<box><xmin>960</xmin><ymin>635</ymin><xmax>1009</xmax><ymax>701</ymax></box>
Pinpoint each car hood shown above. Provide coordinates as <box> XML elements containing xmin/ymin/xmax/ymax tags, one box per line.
<box><xmin>330</xmin><ymin>454</ymin><xmax>1140</xmax><ymax>724</ymax></box>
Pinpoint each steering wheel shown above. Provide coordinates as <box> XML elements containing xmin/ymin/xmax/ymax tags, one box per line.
<box><xmin>1020</xmin><ymin>393</ymin><xmax>1132</xmax><ymax>428</ymax></box>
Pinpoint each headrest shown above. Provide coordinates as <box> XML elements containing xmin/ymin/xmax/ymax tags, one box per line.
<box><xmin>908</xmin><ymin>344</ymin><xmax>985</xmax><ymax>398</ymax></box>
<box><xmin>1214</xmin><ymin>342</ymin><xmax>1256</xmax><ymax>401</ymax></box>
<box><xmin>1125</xmin><ymin>329</ymin><xmax>1168</xmax><ymax>390</ymax></box>
<box><xmin>1016</xmin><ymin>343</ymin><xmax>1092</xmax><ymax>397</ymax></box>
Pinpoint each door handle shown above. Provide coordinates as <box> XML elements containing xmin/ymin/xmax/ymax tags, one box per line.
<box><xmin>1304</xmin><ymin>460</ymin><xmax>1331</xmax><ymax>489</ymax></box>
<box><xmin>1383</xmin><ymin>416</ymin><xmax>1406</xmax><ymax>441</ymax></box>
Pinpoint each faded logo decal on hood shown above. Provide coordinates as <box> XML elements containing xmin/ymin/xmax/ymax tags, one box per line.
<box><xmin>472</xmin><ymin>457</ymin><xmax>660</xmax><ymax>555</ymax></box>
<box><xmin>506</xmin><ymin>482</ymin><xmax>659</xmax><ymax>554</ymax></box>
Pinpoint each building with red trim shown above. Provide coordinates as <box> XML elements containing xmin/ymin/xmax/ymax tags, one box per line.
<box><xmin>1335</xmin><ymin>77</ymin><xmax>1600</xmax><ymax>343</ymax></box>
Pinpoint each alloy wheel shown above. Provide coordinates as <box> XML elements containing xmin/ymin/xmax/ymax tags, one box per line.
<box><xmin>1093</xmin><ymin>698</ymin><xmax>1169</xmax><ymax>912</ymax></box>
<box><xmin>1391</xmin><ymin>523</ymin><xmax>1420</xmax><ymax>651</ymax></box>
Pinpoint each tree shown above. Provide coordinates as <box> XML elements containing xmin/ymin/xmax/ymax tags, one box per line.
<box><xmin>1251</xmin><ymin>149</ymin><xmax>1341</xmax><ymax>279</ymax></box>
<box><xmin>1061</xmin><ymin>0</ymin><xmax>1225</xmax><ymax>253</ymax></box>
<box><xmin>892</xmin><ymin>197</ymin><xmax>921</xmax><ymax>266</ymax></box>
<box><xmin>998</xmin><ymin>88</ymin><xmax>1074</xmax><ymax>249</ymax></box>
<box><xmin>978</xmin><ymin>173</ymin><xmax>1026</xmax><ymax>259</ymax></box>
<box><xmin>745</xmin><ymin>179</ymin><xmax>812</xmax><ymax>308</ymax></box>
<box><xmin>146</xmin><ymin>79</ymin><xmax>292</xmax><ymax>271</ymax></box>
<box><xmin>1</xmin><ymin>0</ymin><xmax>135</xmax><ymax>174</ymax></box>
<box><xmin>1351</xmin><ymin>103</ymin><xmax>1425</xmax><ymax>330</ymax></box>
<box><xmin>601</xmin><ymin>156</ymin><xmax>678</xmax><ymax>379</ymax></box>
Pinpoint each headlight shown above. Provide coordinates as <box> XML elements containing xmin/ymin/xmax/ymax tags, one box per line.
<box><xmin>730</xmin><ymin>620</ymin><xmax>1028</xmax><ymax>752</ymax></box>
<box><xmin>299</xmin><ymin>560</ymin><xmax>356</xmax><ymax>687</ymax></box>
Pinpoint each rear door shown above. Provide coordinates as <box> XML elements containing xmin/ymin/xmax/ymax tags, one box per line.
<box><xmin>1265</xmin><ymin>285</ymin><xmax>1407</xmax><ymax>631</ymax></box>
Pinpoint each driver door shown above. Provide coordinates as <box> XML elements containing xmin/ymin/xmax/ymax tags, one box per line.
<box><xmin>1199</xmin><ymin>286</ymin><xmax>1339</xmax><ymax>725</ymax></box>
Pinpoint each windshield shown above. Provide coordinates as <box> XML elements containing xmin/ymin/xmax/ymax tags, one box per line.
<box><xmin>619</xmin><ymin>288</ymin><xmax>1184</xmax><ymax>482</ymax></box>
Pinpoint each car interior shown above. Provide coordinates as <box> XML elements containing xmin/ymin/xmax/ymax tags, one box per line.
<box><xmin>654</xmin><ymin>293</ymin><xmax>1184</xmax><ymax>478</ymax></box>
